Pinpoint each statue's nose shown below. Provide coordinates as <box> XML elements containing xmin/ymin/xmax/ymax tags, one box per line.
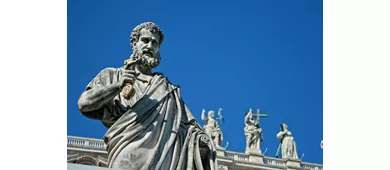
<box><xmin>147</xmin><ymin>41</ymin><xmax>153</xmax><ymax>49</ymax></box>
<box><xmin>145</xmin><ymin>44</ymin><xmax>154</xmax><ymax>53</ymax></box>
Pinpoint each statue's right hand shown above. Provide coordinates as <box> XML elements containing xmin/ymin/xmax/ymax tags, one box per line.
<box><xmin>119</xmin><ymin>69</ymin><xmax>137</xmax><ymax>88</ymax></box>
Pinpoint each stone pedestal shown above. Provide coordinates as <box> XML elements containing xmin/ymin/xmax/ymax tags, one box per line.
<box><xmin>285</xmin><ymin>158</ymin><xmax>302</xmax><ymax>169</ymax></box>
<box><xmin>246</xmin><ymin>150</ymin><xmax>264</xmax><ymax>164</ymax></box>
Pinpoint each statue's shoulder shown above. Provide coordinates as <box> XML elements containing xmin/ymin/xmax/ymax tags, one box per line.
<box><xmin>153</xmin><ymin>72</ymin><xmax>181</xmax><ymax>88</ymax></box>
<box><xmin>98</xmin><ymin>67</ymin><xmax>118</xmax><ymax>73</ymax></box>
<box><xmin>153</xmin><ymin>72</ymin><xmax>164</xmax><ymax>76</ymax></box>
<box><xmin>98</xmin><ymin>67</ymin><xmax>121</xmax><ymax>75</ymax></box>
<box><xmin>92</xmin><ymin>67</ymin><xmax>122</xmax><ymax>82</ymax></box>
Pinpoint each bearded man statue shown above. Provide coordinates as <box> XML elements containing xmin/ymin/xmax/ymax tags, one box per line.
<box><xmin>77</xmin><ymin>22</ymin><xmax>218</xmax><ymax>170</ymax></box>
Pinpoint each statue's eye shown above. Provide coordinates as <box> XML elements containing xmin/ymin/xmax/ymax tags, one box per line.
<box><xmin>152</xmin><ymin>40</ymin><xmax>158</xmax><ymax>46</ymax></box>
<box><xmin>142</xmin><ymin>38</ymin><xmax>149</xmax><ymax>43</ymax></box>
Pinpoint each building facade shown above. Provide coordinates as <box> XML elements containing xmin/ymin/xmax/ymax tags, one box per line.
<box><xmin>67</xmin><ymin>136</ymin><xmax>323</xmax><ymax>170</ymax></box>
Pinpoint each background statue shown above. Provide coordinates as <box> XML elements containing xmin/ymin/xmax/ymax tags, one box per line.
<box><xmin>77</xmin><ymin>22</ymin><xmax>218</xmax><ymax>170</ymax></box>
<box><xmin>276</xmin><ymin>123</ymin><xmax>299</xmax><ymax>159</ymax></box>
<box><xmin>244</xmin><ymin>108</ymin><xmax>263</xmax><ymax>154</ymax></box>
<box><xmin>201</xmin><ymin>108</ymin><xmax>223</xmax><ymax>148</ymax></box>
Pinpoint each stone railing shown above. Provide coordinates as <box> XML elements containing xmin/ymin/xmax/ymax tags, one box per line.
<box><xmin>301</xmin><ymin>162</ymin><xmax>323</xmax><ymax>170</ymax></box>
<box><xmin>263</xmin><ymin>156</ymin><xmax>286</xmax><ymax>166</ymax></box>
<box><xmin>223</xmin><ymin>151</ymin><xmax>285</xmax><ymax>166</ymax></box>
<box><xmin>67</xmin><ymin>136</ymin><xmax>323</xmax><ymax>170</ymax></box>
<box><xmin>225</xmin><ymin>151</ymin><xmax>250</xmax><ymax>162</ymax></box>
<box><xmin>219</xmin><ymin>150</ymin><xmax>322</xmax><ymax>169</ymax></box>
<box><xmin>67</xmin><ymin>136</ymin><xmax>106</xmax><ymax>150</ymax></box>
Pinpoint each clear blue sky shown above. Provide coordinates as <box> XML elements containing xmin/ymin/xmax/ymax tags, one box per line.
<box><xmin>68</xmin><ymin>0</ymin><xmax>323</xmax><ymax>164</ymax></box>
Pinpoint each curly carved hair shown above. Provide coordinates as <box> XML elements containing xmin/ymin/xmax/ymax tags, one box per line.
<box><xmin>130</xmin><ymin>22</ymin><xmax>164</xmax><ymax>50</ymax></box>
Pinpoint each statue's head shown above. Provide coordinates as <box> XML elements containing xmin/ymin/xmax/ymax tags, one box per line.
<box><xmin>208</xmin><ymin>110</ymin><xmax>215</xmax><ymax>119</ymax></box>
<box><xmin>130</xmin><ymin>22</ymin><xmax>164</xmax><ymax>69</ymax></box>
<box><xmin>281</xmin><ymin>123</ymin><xmax>288</xmax><ymax>131</ymax></box>
<box><xmin>248</xmin><ymin>108</ymin><xmax>253</xmax><ymax>119</ymax></box>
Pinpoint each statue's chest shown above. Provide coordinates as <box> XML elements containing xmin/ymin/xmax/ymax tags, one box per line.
<box><xmin>208</xmin><ymin>120</ymin><xmax>216</xmax><ymax>126</ymax></box>
<box><xmin>116</xmin><ymin>75</ymin><xmax>154</xmax><ymax>108</ymax></box>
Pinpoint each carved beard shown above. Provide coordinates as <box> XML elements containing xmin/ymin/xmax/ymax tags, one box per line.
<box><xmin>140</xmin><ymin>53</ymin><xmax>160</xmax><ymax>69</ymax></box>
<box><xmin>132</xmin><ymin>48</ymin><xmax>161</xmax><ymax>69</ymax></box>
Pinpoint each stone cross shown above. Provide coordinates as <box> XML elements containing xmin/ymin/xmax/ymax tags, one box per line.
<box><xmin>253</xmin><ymin>108</ymin><xmax>268</xmax><ymax>126</ymax></box>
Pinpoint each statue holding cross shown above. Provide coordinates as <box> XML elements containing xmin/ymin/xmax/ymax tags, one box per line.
<box><xmin>254</xmin><ymin>108</ymin><xmax>268</xmax><ymax>128</ymax></box>
<box><xmin>244</xmin><ymin>108</ymin><xmax>268</xmax><ymax>154</ymax></box>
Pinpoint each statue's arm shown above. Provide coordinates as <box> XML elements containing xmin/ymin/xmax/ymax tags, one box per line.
<box><xmin>78</xmin><ymin>68</ymin><xmax>122</xmax><ymax>113</ymax></box>
<box><xmin>201</xmin><ymin>109</ymin><xmax>208</xmax><ymax>122</ymax></box>
<box><xmin>78</xmin><ymin>84</ymin><xmax>121</xmax><ymax>112</ymax></box>
<box><xmin>276</xmin><ymin>131</ymin><xmax>287</xmax><ymax>139</ymax></box>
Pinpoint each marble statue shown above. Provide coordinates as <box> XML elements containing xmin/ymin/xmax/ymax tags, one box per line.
<box><xmin>201</xmin><ymin>108</ymin><xmax>223</xmax><ymax>148</ymax></box>
<box><xmin>77</xmin><ymin>22</ymin><xmax>218</xmax><ymax>170</ymax></box>
<box><xmin>244</xmin><ymin>108</ymin><xmax>264</xmax><ymax>154</ymax></box>
<box><xmin>276</xmin><ymin>123</ymin><xmax>299</xmax><ymax>159</ymax></box>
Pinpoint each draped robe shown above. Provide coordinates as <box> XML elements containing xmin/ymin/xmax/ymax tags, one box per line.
<box><xmin>202</xmin><ymin>118</ymin><xmax>222</xmax><ymax>147</ymax></box>
<box><xmin>277</xmin><ymin>131</ymin><xmax>298</xmax><ymax>159</ymax></box>
<box><xmin>244</xmin><ymin>116</ymin><xmax>263</xmax><ymax>153</ymax></box>
<box><xmin>80</xmin><ymin>67</ymin><xmax>218</xmax><ymax>170</ymax></box>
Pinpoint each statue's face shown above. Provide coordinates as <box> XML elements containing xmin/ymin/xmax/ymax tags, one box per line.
<box><xmin>248</xmin><ymin>110</ymin><xmax>253</xmax><ymax>119</ymax></box>
<box><xmin>282</xmin><ymin>124</ymin><xmax>288</xmax><ymax>130</ymax></box>
<box><xmin>134</xmin><ymin>28</ymin><xmax>161</xmax><ymax>68</ymax></box>
<box><xmin>208</xmin><ymin>111</ymin><xmax>215</xmax><ymax>118</ymax></box>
